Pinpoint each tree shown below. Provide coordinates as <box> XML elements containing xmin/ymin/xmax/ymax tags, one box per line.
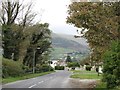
<box><xmin>1</xmin><ymin>0</ymin><xmax>37</xmax><ymax>62</ymax></box>
<box><xmin>67</xmin><ymin>62</ymin><xmax>79</xmax><ymax>68</ymax></box>
<box><xmin>102</xmin><ymin>2</ymin><xmax>120</xmax><ymax>88</ymax></box>
<box><xmin>102</xmin><ymin>41</ymin><xmax>120</xmax><ymax>88</ymax></box>
<box><xmin>23</xmin><ymin>23</ymin><xmax>52</xmax><ymax>68</ymax></box>
<box><xmin>66</xmin><ymin>1</ymin><xmax>120</xmax><ymax>88</ymax></box>
<box><xmin>66</xmin><ymin>55</ymin><xmax>72</xmax><ymax>63</ymax></box>
<box><xmin>1</xmin><ymin>0</ymin><xmax>52</xmax><ymax>73</ymax></box>
<box><xmin>67</xmin><ymin>2</ymin><xmax>118</xmax><ymax>63</ymax></box>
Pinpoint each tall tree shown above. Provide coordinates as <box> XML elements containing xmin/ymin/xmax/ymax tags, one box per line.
<box><xmin>1</xmin><ymin>0</ymin><xmax>21</xmax><ymax>59</ymax></box>
<box><xmin>23</xmin><ymin>23</ymin><xmax>52</xmax><ymax>67</ymax></box>
<box><xmin>102</xmin><ymin>2</ymin><xmax>120</xmax><ymax>88</ymax></box>
<box><xmin>1</xmin><ymin>0</ymin><xmax>37</xmax><ymax>61</ymax></box>
<box><xmin>66</xmin><ymin>2</ymin><xmax>118</xmax><ymax>63</ymax></box>
<box><xmin>66</xmin><ymin>55</ymin><xmax>72</xmax><ymax>63</ymax></box>
<box><xmin>67</xmin><ymin>1</ymin><xmax>120</xmax><ymax>88</ymax></box>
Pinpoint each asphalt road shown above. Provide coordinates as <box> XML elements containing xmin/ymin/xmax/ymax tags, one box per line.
<box><xmin>2</xmin><ymin>70</ymin><xmax>72</xmax><ymax>88</ymax></box>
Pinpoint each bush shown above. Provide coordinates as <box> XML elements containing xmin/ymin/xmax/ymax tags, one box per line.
<box><xmin>67</xmin><ymin>62</ymin><xmax>79</xmax><ymax>68</ymax></box>
<box><xmin>55</xmin><ymin>66</ymin><xmax>64</xmax><ymax>70</ymax></box>
<box><xmin>102</xmin><ymin>41</ymin><xmax>120</xmax><ymax>89</ymax></box>
<box><xmin>22</xmin><ymin>66</ymin><xmax>32</xmax><ymax>73</ymax></box>
<box><xmin>86</xmin><ymin>65</ymin><xmax>92</xmax><ymax>71</ymax></box>
<box><xmin>41</xmin><ymin>64</ymin><xmax>54</xmax><ymax>72</ymax></box>
<box><xmin>71</xmin><ymin>67</ymin><xmax>75</xmax><ymax>70</ymax></box>
<box><xmin>2</xmin><ymin>58</ymin><xmax>24</xmax><ymax>78</ymax></box>
<box><xmin>35</xmin><ymin>64</ymin><xmax>54</xmax><ymax>73</ymax></box>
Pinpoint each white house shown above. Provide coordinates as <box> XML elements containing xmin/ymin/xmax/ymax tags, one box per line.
<box><xmin>50</xmin><ymin>60</ymin><xmax>58</xmax><ymax>68</ymax></box>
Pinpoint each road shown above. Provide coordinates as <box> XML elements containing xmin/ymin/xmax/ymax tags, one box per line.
<box><xmin>2</xmin><ymin>70</ymin><xmax>73</xmax><ymax>88</ymax></box>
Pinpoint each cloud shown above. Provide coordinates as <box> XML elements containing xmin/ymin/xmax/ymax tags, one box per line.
<box><xmin>50</xmin><ymin>24</ymin><xmax>78</xmax><ymax>35</ymax></box>
<box><xmin>32</xmin><ymin>0</ymin><xmax>77</xmax><ymax>35</ymax></box>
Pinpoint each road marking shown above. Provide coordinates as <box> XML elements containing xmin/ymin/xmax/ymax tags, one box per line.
<box><xmin>50</xmin><ymin>73</ymin><xmax>53</xmax><ymax>74</ymax></box>
<box><xmin>32</xmin><ymin>78</ymin><xmax>36</xmax><ymax>79</ymax></box>
<box><xmin>28</xmin><ymin>84</ymin><xmax>37</xmax><ymax>88</ymax></box>
<box><xmin>38</xmin><ymin>81</ymin><xmax>44</xmax><ymax>84</ymax></box>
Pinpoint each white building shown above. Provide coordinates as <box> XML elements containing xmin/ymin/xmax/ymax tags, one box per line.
<box><xmin>50</xmin><ymin>60</ymin><xmax>58</xmax><ymax>68</ymax></box>
<box><xmin>50</xmin><ymin>60</ymin><xmax>67</xmax><ymax>68</ymax></box>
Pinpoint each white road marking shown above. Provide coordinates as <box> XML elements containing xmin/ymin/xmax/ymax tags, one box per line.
<box><xmin>32</xmin><ymin>78</ymin><xmax>36</xmax><ymax>79</ymax></box>
<box><xmin>50</xmin><ymin>73</ymin><xmax>53</xmax><ymax>74</ymax></box>
<box><xmin>28</xmin><ymin>84</ymin><xmax>37</xmax><ymax>88</ymax></box>
<box><xmin>38</xmin><ymin>81</ymin><xmax>44</xmax><ymax>84</ymax></box>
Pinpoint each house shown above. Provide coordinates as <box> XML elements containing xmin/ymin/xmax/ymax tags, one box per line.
<box><xmin>50</xmin><ymin>60</ymin><xmax>58</xmax><ymax>68</ymax></box>
<box><xmin>50</xmin><ymin>59</ymin><xmax>67</xmax><ymax>69</ymax></box>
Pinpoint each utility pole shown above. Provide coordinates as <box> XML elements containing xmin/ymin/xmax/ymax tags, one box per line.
<box><xmin>32</xmin><ymin>47</ymin><xmax>40</xmax><ymax>74</ymax></box>
<box><xmin>32</xmin><ymin>50</ymin><xmax>36</xmax><ymax>74</ymax></box>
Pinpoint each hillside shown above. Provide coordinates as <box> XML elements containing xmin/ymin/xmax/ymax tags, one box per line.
<box><xmin>52</xmin><ymin>33</ymin><xmax>88</xmax><ymax>47</ymax></box>
<box><xmin>51</xmin><ymin>33</ymin><xmax>90</xmax><ymax>59</ymax></box>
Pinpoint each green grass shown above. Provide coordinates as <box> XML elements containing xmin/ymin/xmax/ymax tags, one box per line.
<box><xmin>94</xmin><ymin>80</ymin><xmax>107</xmax><ymax>89</ymax></box>
<box><xmin>95</xmin><ymin>80</ymin><xmax>120</xmax><ymax>90</ymax></box>
<box><xmin>71</xmin><ymin>70</ymin><xmax>97</xmax><ymax>73</ymax></box>
<box><xmin>71</xmin><ymin>73</ymin><xmax>102</xmax><ymax>79</ymax></box>
<box><xmin>2</xmin><ymin>71</ymin><xmax>55</xmax><ymax>84</ymax></box>
<box><xmin>71</xmin><ymin>70</ymin><xmax>120</xmax><ymax>89</ymax></box>
<box><xmin>70</xmin><ymin>70</ymin><xmax>102</xmax><ymax>79</ymax></box>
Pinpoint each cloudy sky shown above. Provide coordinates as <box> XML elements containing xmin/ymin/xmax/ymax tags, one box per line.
<box><xmin>31</xmin><ymin>0</ymin><xmax>78</xmax><ymax>35</ymax></box>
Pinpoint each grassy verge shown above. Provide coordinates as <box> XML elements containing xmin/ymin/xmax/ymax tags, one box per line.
<box><xmin>2</xmin><ymin>71</ymin><xmax>55</xmax><ymax>84</ymax></box>
<box><xmin>94</xmin><ymin>80</ymin><xmax>107</xmax><ymax>89</ymax></box>
<box><xmin>70</xmin><ymin>70</ymin><xmax>102</xmax><ymax>79</ymax></box>
<box><xmin>95</xmin><ymin>80</ymin><xmax>120</xmax><ymax>90</ymax></box>
<box><xmin>71</xmin><ymin>70</ymin><xmax>120</xmax><ymax>89</ymax></box>
<box><xmin>71</xmin><ymin>70</ymin><xmax>97</xmax><ymax>73</ymax></box>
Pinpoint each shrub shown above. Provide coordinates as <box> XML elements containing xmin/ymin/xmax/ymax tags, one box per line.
<box><xmin>2</xmin><ymin>58</ymin><xmax>24</xmax><ymax>78</ymax></box>
<box><xmin>55</xmin><ymin>66</ymin><xmax>64</xmax><ymax>70</ymax></box>
<box><xmin>41</xmin><ymin>64</ymin><xmax>54</xmax><ymax>72</ymax></box>
<box><xmin>67</xmin><ymin>62</ymin><xmax>79</xmax><ymax>68</ymax></box>
<box><xmin>71</xmin><ymin>67</ymin><xmax>75</xmax><ymax>70</ymax></box>
<box><xmin>102</xmin><ymin>41</ymin><xmax>120</xmax><ymax>88</ymax></box>
<box><xmin>22</xmin><ymin>66</ymin><xmax>32</xmax><ymax>73</ymax></box>
<box><xmin>86</xmin><ymin>65</ymin><xmax>92</xmax><ymax>71</ymax></box>
<box><xmin>35</xmin><ymin>64</ymin><xmax>54</xmax><ymax>73</ymax></box>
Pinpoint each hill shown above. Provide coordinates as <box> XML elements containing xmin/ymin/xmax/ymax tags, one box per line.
<box><xmin>51</xmin><ymin>33</ymin><xmax>90</xmax><ymax>60</ymax></box>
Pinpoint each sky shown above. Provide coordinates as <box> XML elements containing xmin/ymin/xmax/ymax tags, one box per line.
<box><xmin>31</xmin><ymin>0</ymin><xmax>78</xmax><ymax>35</ymax></box>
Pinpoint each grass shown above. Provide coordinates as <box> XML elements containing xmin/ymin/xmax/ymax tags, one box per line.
<box><xmin>71</xmin><ymin>70</ymin><xmax>97</xmax><ymax>73</ymax></box>
<box><xmin>95</xmin><ymin>80</ymin><xmax>120</xmax><ymax>90</ymax></box>
<box><xmin>71</xmin><ymin>73</ymin><xmax>102</xmax><ymax>79</ymax></box>
<box><xmin>2</xmin><ymin>71</ymin><xmax>55</xmax><ymax>84</ymax></box>
<box><xmin>71</xmin><ymin>70</ymin><xmax>120</xmax><ymax>89</ymax></box>
<box><xmin>94</xmin><ymin>80</ymin><xmax>107</xmax><ymax>89</ymax></box>
<box><xmin>70</xmin><ymin>70</ymin><xmax>102</xmax><ymax>79</ymax></box>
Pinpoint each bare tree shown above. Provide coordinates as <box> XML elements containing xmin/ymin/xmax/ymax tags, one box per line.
<box><xmin>1</xmin><ymin>0</ymin><xmax>37</xmax><ymax>26</ymax></box>
<box><xmin>1</xmin><ymin>0</ymin><xmax>21</xmax><ymax>25</ymax></box>
<box><xmin>1</xmin><ymin>0</ymin><xmax>38</xmax><ymax>61</ymax></box>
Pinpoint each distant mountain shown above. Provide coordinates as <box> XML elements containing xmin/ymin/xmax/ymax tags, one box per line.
<box><xmin>54</xmin><ymin>33</ymin><xmax>88</xmax><ymax>46</ymax></box>
<box><xmin>51</xmin><ymin>33</ymin><xmax>89</xmax><ymax>53</ymax></box>
<box><xmin>51</xmin><ymin>33</ymin><xmax>90</xmax><ymax>59</ymax></box>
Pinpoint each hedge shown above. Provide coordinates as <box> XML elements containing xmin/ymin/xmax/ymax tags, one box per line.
<box><xmin>2</xmin><ymin>58</ymin><xmax>24</xmax><ymax>78</ymax></box>
<box><xmin>86</xmin><ymin>65</ymin><xmax>92</xmax><ymax>71</ymax></box>
<box><xmin>55</xmin><ymin>66</ymin><xmax>64</xmax><ymax>70</ymax></box>
<box><xmin>35</xmin><ymin>64</ymin><xmax>54</xmax><ymax>73</ymax></box>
